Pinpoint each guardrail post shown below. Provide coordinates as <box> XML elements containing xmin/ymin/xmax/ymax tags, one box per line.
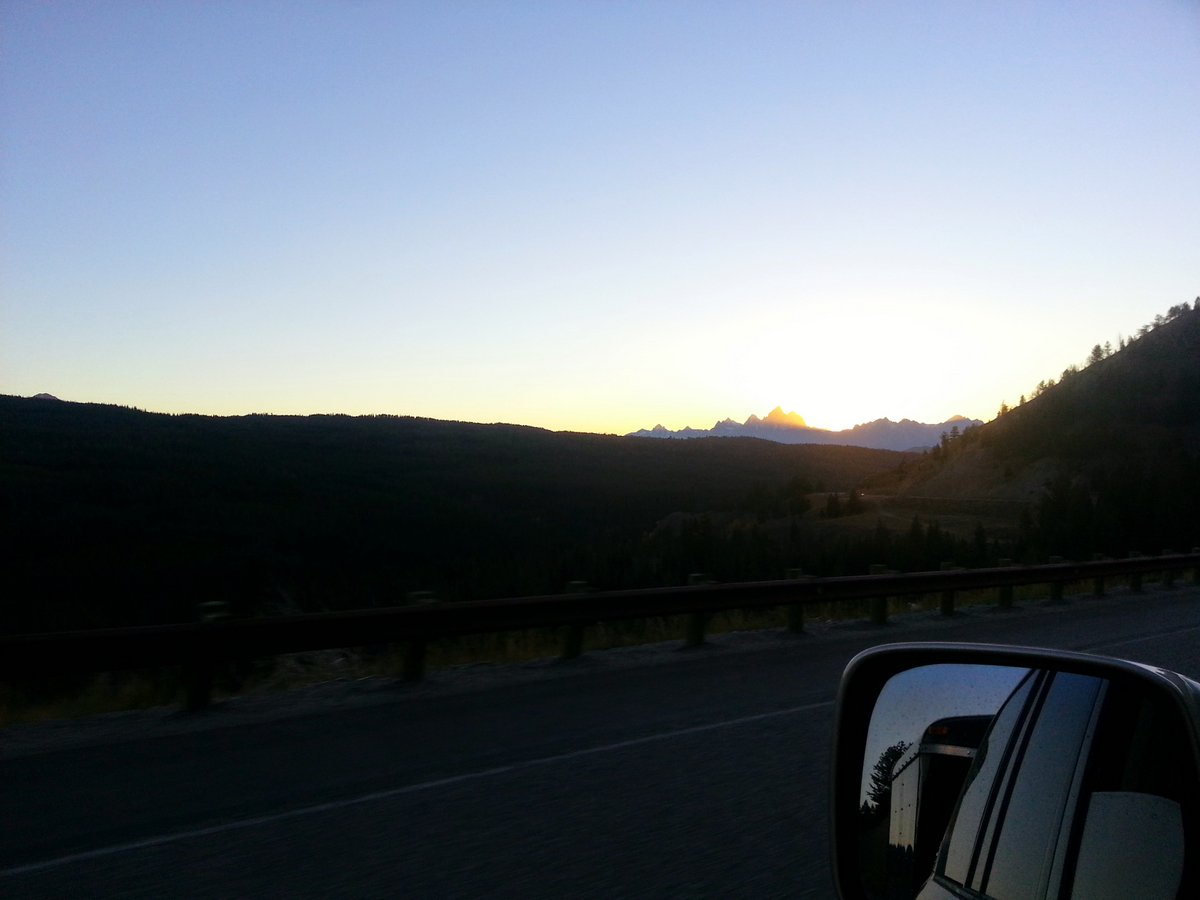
<box><xmin>868</xmin><ymin>565</ymin><xmax>889</xmax><ymax>625</ymax></box>
<box><xmin>402</xmin><ymin>640</ymin><xmax>427</xmax><ymax>682</ymax></box>
<box><xmin>685</xmin><ymin>574</ymin><xmax>709</xmax><ymax>646</ymax></box>
<box><xmin>561</xmin><ymin>581</ymin><xmax>588</xmax><ymax>660</ymax></box>
<box><xmin>1092</xmin><ymin>554</ymin><xmax>1106</xmax><ymax>596</ymax></box>
<box><xmin>1047</xmin><ymin>557</ymin><xmax>1065</xmax><ymax>604</ymax></box>
<box><xmin>1129</xmin><ymin>552</ymin><xmax>1143</xmax><ymax>593</ymax></box>
<box><xmin>184</xmin><ymin>649</ymin><xmax>214</xmax><ymax>712</ymax></box>
<box><xmin>403</xmin><ymin>591</ymin><xmax>438</xmax><ymax>681</ymax></box>
<box><xmin>184</xmin><ymin>600</ymin><xmax>231</xmax><ymax>711</ymax></box>
<box><xmin>997</xmin><ymin>559</ymin><xmax>1014</xmax><ymax>609</ymax></box>
<box><xmin>940</xmin><ymin>562</ymin><xmax>957</xmax><ymax>616</ymax></box>
<box><xmin>785</xmin><ymin>568</ymin><xmax>805</xmax><ymax>634</ymax></box>
<box><xmin>1163</xmin><ymin>550</ymin><xmax>1177</xmax><ymax>587</ymax></box>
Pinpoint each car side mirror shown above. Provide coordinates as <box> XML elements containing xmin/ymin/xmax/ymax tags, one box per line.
<box><xmin>830</xmin><ymin>643</ymin><xmax>1200</xmax><ymax>900</ymax></box>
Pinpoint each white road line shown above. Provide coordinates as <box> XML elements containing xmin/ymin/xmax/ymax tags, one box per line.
<box><xmin>2</xmin><ymin>698</ymin><xmax>834</xmax><ymax>878</ymax></box>
<box><xmin>1081</xmin><ymin>621</ymin><xmax>1200</xmax><ymax>653</ymax></box>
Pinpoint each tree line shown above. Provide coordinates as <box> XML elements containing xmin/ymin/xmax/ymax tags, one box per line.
<box><xmin>0</xmin><ymin>397</ymin><xmax>910</xmax><ymax>633</ymax></box>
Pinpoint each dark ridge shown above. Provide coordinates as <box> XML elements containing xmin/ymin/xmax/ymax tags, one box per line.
<box><xmin>0</xmin><ymin>395</ymin><xmax>910</xmax><ymax>632</ymax></box>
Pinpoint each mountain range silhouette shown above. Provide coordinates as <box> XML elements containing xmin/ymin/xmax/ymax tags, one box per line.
<box><xmin>628</xmin><ymin>407</ymin><xmax>979</xmax><ymax>452</ymax></box>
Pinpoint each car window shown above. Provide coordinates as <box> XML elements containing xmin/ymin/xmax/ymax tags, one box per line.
<box><xmin>978</xmin><ymin>673</ymin><xmax>1104</xmax><ymax>899</ymax></box>
<box><xmin>938</xmin><ymin>671</ymin><xmax>1040</xmax><ymax>886</ymax></box>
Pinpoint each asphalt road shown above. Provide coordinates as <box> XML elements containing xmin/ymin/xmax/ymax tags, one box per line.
<box><xmin>4</xmin><ymin>585</ymin><xmax>1200</xmax><ymax>898</ymax></box>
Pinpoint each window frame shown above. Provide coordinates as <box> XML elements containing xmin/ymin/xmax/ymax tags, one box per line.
<box><xmin>928</xmin><ymin>672</ymin><xmax>1107</xmax><ymax>899</ymax></box>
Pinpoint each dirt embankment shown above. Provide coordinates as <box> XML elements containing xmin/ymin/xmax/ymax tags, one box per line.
<box><xmin>852</xmin><ymin>445</ymin><xmax>1063</xmax><ymax>538</ymax></box>
<box><xmin>905</xmin><ymin>447</ymin><xmax>1059</xmax><ymax>503</ymax></box>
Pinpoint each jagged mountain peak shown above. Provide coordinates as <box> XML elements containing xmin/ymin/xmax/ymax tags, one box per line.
<box><xmin>761</xmin><ymin>406</ymin><xmax>807</xmax><ymax>428</ymax></box>
<box><xmin>629</xmin><ymin>408</ymin><xmax>980</xmax><ymax>452</ymax></box>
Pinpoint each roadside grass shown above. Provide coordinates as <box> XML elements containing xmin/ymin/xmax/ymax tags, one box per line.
<box><xmin>0</xmin><ymin>572</ymin><xmax>1178</xmax><ymax>726</ymax></box>
<box><xmin>0</xmin><ymin>668</ymin><xmax>185</xmax><ymax>727</ymax></box>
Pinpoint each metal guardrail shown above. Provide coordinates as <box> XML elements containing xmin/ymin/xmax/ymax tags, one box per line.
<box><xmin>3</xmin><ymin>552</ymin><xmax>1199</xmax><ymax>710</ymax></box>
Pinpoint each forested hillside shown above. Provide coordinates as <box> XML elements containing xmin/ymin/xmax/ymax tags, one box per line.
<box><xmin>893</xmin><ymin>301</ymin><xmax>1200</xmax><ymax>561</ymax></box>
<box><xmin>1</xmin><ymin>398</ymin><xmax>908</xmax><ymax>632</ymax></box>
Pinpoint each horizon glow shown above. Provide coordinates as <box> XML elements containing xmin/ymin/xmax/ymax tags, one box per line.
<box><xmin>2</xmin><ymin>2</ymin><xmax>1198</xmax><ymax>436</ymax></box>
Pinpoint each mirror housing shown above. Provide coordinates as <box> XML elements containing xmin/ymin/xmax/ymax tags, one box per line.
<box><xmin>830</xmin><ymin>643</ymin><xmax>1200</xmax><ymax>900</ymax></box>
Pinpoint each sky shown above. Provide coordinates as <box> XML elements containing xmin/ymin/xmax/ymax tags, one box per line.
<box><xmin>2</xmin><ymin>2</ymin><xmax>1198</xmax><ymax>435</ymax></box>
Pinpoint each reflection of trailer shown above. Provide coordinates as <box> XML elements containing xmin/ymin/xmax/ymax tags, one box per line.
<box><xmin>887</xmin><ymin>715</ymin><xmax>992</xmax><ymax>897</ymax></box>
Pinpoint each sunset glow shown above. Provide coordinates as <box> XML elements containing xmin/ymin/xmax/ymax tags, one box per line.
<box><xmin>2</xmin><ymin>3</ymin><xmax>1197</xmax><ymax>435</ymax></box>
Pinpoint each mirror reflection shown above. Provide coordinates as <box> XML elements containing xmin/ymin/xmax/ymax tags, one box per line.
<box><xmin>857</xmin><ymin>664</ymin><xmax>1194</xmax><ymax>900</ymax></box>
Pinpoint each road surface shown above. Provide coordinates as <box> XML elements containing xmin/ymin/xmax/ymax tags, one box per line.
<box><xmin>4</xmin><ymin>585</ymin><xmax>1200</xmax><ymax>897</ymax></box>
